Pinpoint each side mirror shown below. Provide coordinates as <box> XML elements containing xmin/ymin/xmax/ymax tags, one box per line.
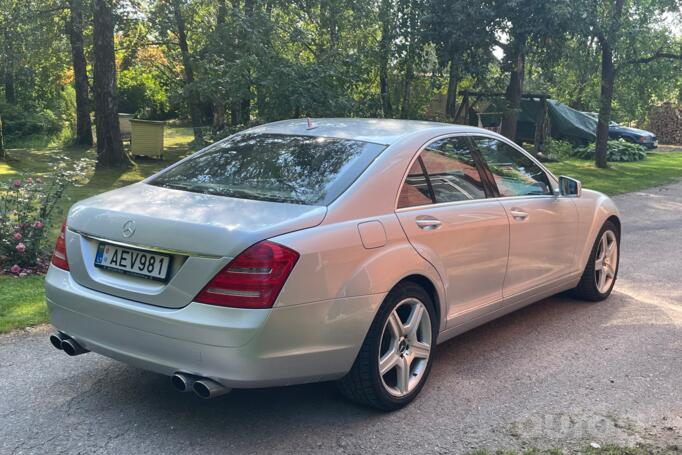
<box><xmin>559</xmin><ymin>175</ymin><xmax>582</xmax><ymax>197</ymax></box>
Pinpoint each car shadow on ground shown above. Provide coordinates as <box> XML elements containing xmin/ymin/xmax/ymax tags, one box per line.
<box><xmin>70</xmin><ymin>291</ymin><xmax>645</xmax><ymax>421</ymax></box>
<box><xmin>13</xmin><ymin>287</ymin><xmax>678</xmax><ymax>453</ymax></box>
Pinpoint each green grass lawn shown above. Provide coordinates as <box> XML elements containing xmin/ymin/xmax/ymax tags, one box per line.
<box><xmin>1</xmin><ymin>136</ymin><xmax>682</xmax><ymax>334</ymax></box>
<box><xmin>0</xmin><ymin>275</ymin><xmax>47</xmax><ymax>333</ymax></box>
<box><xmin>546</xmin><ymin>151</ymin><xmax>682</xmax><ymax>195</ymax></box>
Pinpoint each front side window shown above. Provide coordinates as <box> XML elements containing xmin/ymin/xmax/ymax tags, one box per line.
<box><xmin>474</xmin><ymin>138</ymin><xmax>551</xmax><ymax>197</ymax></box>
<box><xmin>150</xmin><ymin>133</ymin><xmax>385</xmax><ymax>205</ymax></box>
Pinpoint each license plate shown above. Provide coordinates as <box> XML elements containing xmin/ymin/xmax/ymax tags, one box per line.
<box><xmin>94</xmin><ymin>243</ymin><xmax>171</xmax><ymax>282</ymax></box>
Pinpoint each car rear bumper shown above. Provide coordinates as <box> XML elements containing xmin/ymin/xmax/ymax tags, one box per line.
<box><xmin>45</xmin><ymin>266</ymin><xmax>385</xmax><ymax>388</ymax></box>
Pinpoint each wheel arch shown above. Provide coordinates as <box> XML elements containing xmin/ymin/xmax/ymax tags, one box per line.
<box><xmin>393</xmin><ymin>274</ymin><xmax>442</xmax><ymax>332</ymax></box>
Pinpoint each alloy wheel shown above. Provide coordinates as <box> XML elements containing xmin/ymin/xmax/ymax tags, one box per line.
<box><xmin>378</xmin><ymin>298</ymin><xmax>432</xmax><ymax>397</ymax></box>
<box><xmin>595</xmin><ymin>230</ymin><xmax>618</xmax><ymax>294</ymax></box>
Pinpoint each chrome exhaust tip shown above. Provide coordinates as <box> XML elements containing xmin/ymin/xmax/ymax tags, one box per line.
<box><xmin>171</xmin><ymin>373</ymin><xmax>198</xmax><ymax>392</ymax></box>
<box><xmin>192</xmin><ymin>378</ymin><xmax>230</xmax><ymax>399</ymax></box>
<box><xmin>49</xmin><ymin>333</ymin><xmax>64</xmax><ymax>350</ymax></box>
<box><xmin>61</xmin><ymin>338</ymin><xmax>89</xmax><ymax>356</ymax></box>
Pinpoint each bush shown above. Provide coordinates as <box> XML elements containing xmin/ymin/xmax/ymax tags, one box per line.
<box><xmin>544</xmin><ymin>139</ymin><xmax>575</xmax><ymax>161</ymax></box>
<box><xmin>0</xmin><ymin>103</ymin><xmax>63</xmax><ymax>143</ymax></box>
<box><xmin>0</xmin><ymin>157</ymin><xmax>94</xmax><ymax>275</ymax></box>
<box><xmin>573</xmin><ymin>140</ymin><xmax>648</xmax><ymax>162</ymax></box>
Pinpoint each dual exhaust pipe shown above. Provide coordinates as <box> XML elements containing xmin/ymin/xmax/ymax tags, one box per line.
<box><xmin>49</xmin><ymin>334</ymin><xmax>228</xmax><ymax>399</ymax></box>
<box><xmin>49</xmin><ymin>332</ymin><xmax>89</xmax><ymax>356</ymax></box>
<box><xmin>171</xmin><ymin>372</ymin><xmax>231</xmax><ymax>399</ymax></box>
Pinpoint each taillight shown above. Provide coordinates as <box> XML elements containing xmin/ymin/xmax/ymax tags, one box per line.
<box><xmin>51</xmin><ymin>220</ymin><xmax>69</xmax><ymax>270</ymax></box>
<box><xmin>195</xmin><ymin>240</ymin><xmax>299</xmax><ymax>309</ymax></box>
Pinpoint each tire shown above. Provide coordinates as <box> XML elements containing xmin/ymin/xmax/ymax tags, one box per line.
<box><xmin>336</xmin><ymin>281</ymin><xmax>437</xmax><ymax>411</ymax></box>
<box><xmin>573</xmin><ymin>220</ymin><xmax>620</xmax><ymax>301</ymax></box>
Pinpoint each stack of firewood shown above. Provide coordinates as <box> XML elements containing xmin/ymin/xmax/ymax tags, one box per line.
<box><xmin>648</xmin><ymin>102</ymin><xmax>682</xmax><ymax>145</ymax></box>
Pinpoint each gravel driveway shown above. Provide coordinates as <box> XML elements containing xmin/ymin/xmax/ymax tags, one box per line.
<box><xmin>1</xmin><ymin>183</ymin><xmax>681</xmax><ymax>455</ymax></box>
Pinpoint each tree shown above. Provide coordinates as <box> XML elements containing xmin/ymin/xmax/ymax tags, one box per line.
<box><xmin>67</xmin><ymin>0</ymin><xmax>93</xmax><ymax>146</ymax></box>
<box><xmin>584</xmin><ymin>0</ymin><xmax>682</xmax><ymax>168</ymax></box>
<box><xmin>493</xmin><ymin>0</ymin><xmax>573</xmax><ymax>141</ymax></box>
<box><xmin>169</xmin><ymin>0</ymin><xmax>203</xmax><ymax>140</ymax></box>
<box><xmin>423</xmin><ymin>0</ymin><xmax>496</xmax><ymax>120</ymax></box>
<box><xmin>396</xmin><ymin>0</ymin><xmax>426</xmax><ymax>118</ymax></box>
<box><xmin>377</xmin><ymin>0</ymin><xmax>394</xmax><ymax>117</ymax></box>
<box><xmin>91</xmin><ymin>0</ymin><xmax>129</xmax><ymax>167</ymax></box>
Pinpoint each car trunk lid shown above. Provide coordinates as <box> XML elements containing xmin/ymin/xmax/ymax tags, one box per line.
<box><xmin>65</xmin><ymin>183</ymin><xmax>326</xmax><ymax>308</ymax></box>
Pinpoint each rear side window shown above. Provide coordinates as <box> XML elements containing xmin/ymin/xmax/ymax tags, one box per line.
<box><xmin>397</xmin><ymin>136</ymin><xmax>486</xmax><ymax>208</ymax></box>
<box><xmin>473</xmin><ymin>138</ymin><xmax>551</xmax><ymax>197</ymax></box>
<box><xmin>420</xmin><ymin>137</ymin><xmax>486</xmax><ymax>202</ymax></box>
<box><xmin>397</xmin><ymin>159</ymin><xmax>434</xmax><ymax>209</ymax></box>
<box><xmin>150</xmin><ymin>133</ymin><xmax>385</xmax><ymax>205</ymax></box>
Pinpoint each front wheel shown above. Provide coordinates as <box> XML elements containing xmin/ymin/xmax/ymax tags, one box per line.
<box><xmin>573</xmin><ymin>221</ymin><xmax>620</xmax><ymax>301</ymax></box>
<box><xmin>337</xmin><ymin>282</ymin><xmax>437</xmax><ymax>411</ymax></box>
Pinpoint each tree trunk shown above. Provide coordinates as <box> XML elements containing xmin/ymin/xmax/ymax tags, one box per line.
<box><xmin>533</xmin><ymin>97</ymin><xmax>549</xmax><ymax>158</ymax></box>
<box><xmin>445</xmin><ymin>53</ymin><xmax>459</xmax><ymax>121</ymax></box>
<box><xmin>501</xmin><ymin>51</ymin><xmax>525</xmax><ymax>141</ymax></box>
<box><xmin>212</xmin><ymin>0</ymin><xmax>228</xmax><ymax>132</ymax></box>
<box><xmin>171</xmin><ymin>0</ymin><xmax>203</xmax><ymax>140</ymax></box>
<box><xmin>0</xmin><ymin>114</ymin><xmax>5</xmax><ymax>161</ymax></box>
<box><xmin>91</xmin><ymin>0</ymin><xmax>128</xmax><ymax>168</ymax></box>
<box><xmin>3</xmin><ymin>31</ymin><xmax>16</xmax><ymax>104</ymax></box>
<box><xmin>239</xmin><ymin>0</ymin><xmax>253</xmax><ymax>124</ymax></box>
<box><xmin>378</xmin><ymin>0</ymin><xmax>393</xmax><ymax>118</ymax></box>
<box><xmin>596</xmin><ymin>38</ymin><xmax>615</xmax><ymax>169</ymax></box>
<box><xmin>67</xmin><ymin>0</ymin><xmax>93</xmax><ymax>146</ymax></box>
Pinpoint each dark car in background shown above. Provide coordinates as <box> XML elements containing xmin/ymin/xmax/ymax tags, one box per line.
<box><xmin>583</xmin><ymin>112</ymin><xmax>658</xmax><ymax>149</ymax></box>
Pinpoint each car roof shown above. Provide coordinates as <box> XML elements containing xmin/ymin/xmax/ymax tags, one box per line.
<box><xmin>243</xmin><ymin>118</ymin><xmax>488</xmax><ymax>145</ymax></box>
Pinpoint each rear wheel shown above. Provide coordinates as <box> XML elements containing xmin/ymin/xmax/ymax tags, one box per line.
<box><xmin>573</xmin><ymin>221</ymin><xmax>620</xmax><ymax>301</ymax></box>
<box><xmin>337</xmin><ymin>282</ymin><xmax>437</xmax><ymax>411</ymax></box>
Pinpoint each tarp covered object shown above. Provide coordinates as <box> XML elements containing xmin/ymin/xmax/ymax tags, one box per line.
<box><xmin>480</xmin><ymin>98</ymin><xmax>597</xmax><ymax>143</ymax></box>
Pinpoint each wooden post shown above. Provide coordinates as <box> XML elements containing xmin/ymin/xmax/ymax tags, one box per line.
<box><xmin>534</xmin><ymin>96</ymin><xmax>549</xmax><ymax>158</ymax></box>
<box><xmin>454</xmin><ymin>90</ymin><xmax>469</xmax><ymax>124</ymax></box>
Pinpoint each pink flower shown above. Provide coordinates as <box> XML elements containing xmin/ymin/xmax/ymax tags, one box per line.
<box><xmin>10</xmin><ymin>264</ymin><xmax>21</xmax><ymax>274</ymax></box>
<box><xmin>15</xmin><ymin>243</ymin><xmax>26</xmax><ymax>253</ymax></box>
<box><xmin>26</xmin><ymin>177</ymin><xmax>34</xmax><ymax>184</ymax></box>
<box><xmin>13</xmin><ymin>232</ymin><xmax>22</xmax><ymax>241</ymax></box>
<box><xmin>33</xmin><ymin>220</ymin><xmax>44</xmax><ymax>229</ymax></box>
<box><xmin>13</xmin><ymin>179</ymin><xmax>21</xmax><ymax>188</ymax></box>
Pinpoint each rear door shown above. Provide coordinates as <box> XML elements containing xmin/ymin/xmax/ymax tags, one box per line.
<box><xmin>395</xmin><ymin>136</ymin><xmax>510</xmax><ymax>323</ymax></box>
<box><xmin>472</xmin><ymin>136</ymin><xmax>578</xmax><ymax>297</ymax></box>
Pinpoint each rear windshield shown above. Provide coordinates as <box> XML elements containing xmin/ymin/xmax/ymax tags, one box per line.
<box><xmin>149</xmin><ymin>133</ymin><xmax>385</xmax><ymax>205</ymax></box>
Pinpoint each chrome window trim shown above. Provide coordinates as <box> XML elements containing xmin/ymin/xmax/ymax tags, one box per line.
<box><xmin>70</xmin><ymin>229</ymin><xmax>223</xmax><ymax>259</ymax></box>
<box><xmin>394</xmin><ymin>131</ymin><xmax>561</xmax><ymax>212</ymax></box>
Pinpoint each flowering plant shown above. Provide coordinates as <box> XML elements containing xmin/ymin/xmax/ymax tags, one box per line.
<box><xmin>1</xmin><ymin>156</ymin><xmax>94</xmax><ymax>275</ymax></box>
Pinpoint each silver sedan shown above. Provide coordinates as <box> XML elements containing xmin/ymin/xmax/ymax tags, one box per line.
<box><xmin>45</xmin><ymin>118</ymin><xmax>620</xmax><ymax>410</ymax></box>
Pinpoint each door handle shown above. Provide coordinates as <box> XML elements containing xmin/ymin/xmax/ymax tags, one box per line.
<box><xmin>415</xmin><ymin>216</ymin><xmax>442</xmax><ymax>231</ymax></box>
<box><xmin>509</xmin><ymin>208</ymin><xmax>529</xmax><ymax>221</ymax></box>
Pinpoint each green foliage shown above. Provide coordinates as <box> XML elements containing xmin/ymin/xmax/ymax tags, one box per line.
<box><xmin>0</xmin><ymin>157</ymin><xmax>94</xmax><ymax>272</ymax></box>
<box><xmin>573</xmin><ymin>140</ymin><xmax>648</xmax><ymax>162</ymax></box>
<box><xmin>0</xmin><ymin>103</ymin><xmax>64</xmax><ymax>144</ymax></box>
<box><xmin>544</xmin><ymin>139</ymin><xmax>575</xmax><ymax>161</ymax></box>
<box><xmin>118</xmin><ymin>68</ymin><xmax>173</xmax><ymax>119</ymax></box>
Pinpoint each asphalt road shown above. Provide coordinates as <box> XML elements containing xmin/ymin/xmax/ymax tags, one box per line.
<box><xmin>1</xmin><ymin>183</ymin><xmax>681</xmax><ymax>455</ymax></box>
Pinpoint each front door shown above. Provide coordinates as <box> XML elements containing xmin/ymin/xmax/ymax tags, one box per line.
<box><xmin>472</xmin><ymin>136</ymin><xmax>578</xmax><ymax>297</ymax></box>
<box><xmin>395</xmin><ymin>136</ymin><xmax>510</xmax><ymax>323</ymax></box>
